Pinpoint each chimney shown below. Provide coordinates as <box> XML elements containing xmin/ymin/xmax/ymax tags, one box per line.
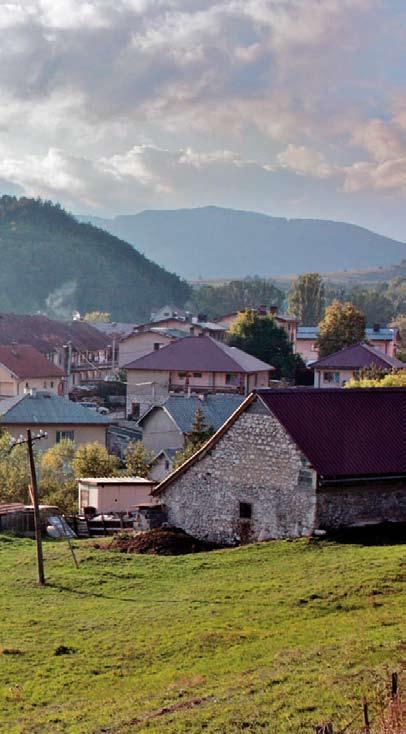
<box><xmin>373</xmin><ymin>323</ymin><xmax>380</xmax><ymax>332</ymax></box>
<box><xmin>269</xmin><ymin>305</ymin><xmax>278</xmax><ymax>316</ymax></box>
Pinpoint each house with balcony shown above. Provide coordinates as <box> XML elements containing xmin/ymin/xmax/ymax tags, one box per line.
<box><xmin>124</xmin><ymin>335</ymin><xmax>274</xmax><ymax>418</ymax></box>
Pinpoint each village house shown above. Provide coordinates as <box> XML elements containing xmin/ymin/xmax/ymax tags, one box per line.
<box><xmin>118</xmin><ymin>327</ymin><xmax>186</xmax><ymax>368</ymax></box>
<box><xmin>312</xmin><ymin>342</ymin><xmax>406</xmax><ymax>387</ymax></box>
<box><xmin>295</xmin><ymin>324</ymin><xmax>401</xmax><ymax>364</ymax></box>
<box><xmin>0</xmin><ymin>344</ymin><xmax>65</xmax><ymax>398</ymax></box>
<box><xmin>153</xmin><ymin>387</ymin><xmax>406</xmax><ymax>544</ymax></box>
<box><xmin>0</xmin><ymin>390</ymin><xmax>110</xmax><ymax>450</ymax></box>
<box><xmin>0</xmin><ymin>313</ymin><xmax>114</xmax><ymax>389</ymax></box>
<box><xmin>124</xmin><ymin>335</ymin><xmax>274</xmax><ymax>418</ymax></box>
<box><xmin>133</xmin><ymin>315</ymin><xmax>226</xmax><ymax>341</ymax></box>
<box><xmin>140</xmin><ymin>393</ymin><xmax>245</xmax><ymax>480</ymax></box>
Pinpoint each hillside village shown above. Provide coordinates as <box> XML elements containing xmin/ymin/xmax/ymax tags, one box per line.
<box><xmin>0</xmin><ymin>295</ymin><xmax>404</xmax><ymax>543</ymax></box>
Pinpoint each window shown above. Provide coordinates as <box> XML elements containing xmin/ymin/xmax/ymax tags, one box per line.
<box><xmin>178</xmin><ymin>372</ymin><xmax>187</xmax><ymax>379</ymax></box>
<box><xmin>239</xmin><ymin>502</ymin><xmax>252</xmax><ymax>519</ymax></box>
<box><xmin>25</xmin><ymin>382</ymin><xmax>29</xmax><ymax>389</ymax></box>
<box><xmin>323</xmin><ymin>371</ymin><xmax>340</xmax><ymax>384</ymax></box>
<box><xmin>153</xmin><ymin>342</ymin><xmax>161</xmax><ymax>351</ymax></box>
<box><xmin>193</xmin><ymin>372</ymin><xmax>202</xmax><ymax>378</ymax></box>
<box><xmin>131</xmin><ymin>402</ymin><xmax>140</xmax><ymax>420</ymax></box>
<box><xmin>165</xmin><ymin>459</ymin><xmax>170</xmax><ymax>470</ymax></box>
<box><xmin>56</xmin><ymin>431</ymin><xmax>74</xmax><ymax>443</ymax></box>
<box><xmin>43</xmin><ymin>381</ymin><xmax>47</xmax><ymax>389</ymax></box>
<box><xmin>50</xmin><ymin>381</ymin><xmax>54</xmax><ymax>388</ymax></box>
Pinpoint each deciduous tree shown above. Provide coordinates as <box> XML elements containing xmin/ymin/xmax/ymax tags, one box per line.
<box><xmin>316</xmin><ymin>301</ymin><xmax>366</xmax><ymax>357</ymax></box>
<box><xmin>72</xmin><ymin>442</ymin><xmax>120</xmax><ymax>478</ymax></box>
<box><xmin>288</xmin><ymin>273</ymin><xmax>326</xmax><ymax>325</ymax></box>
<box><xmin>228</xmin><ymin>309</ymin><xmax>303</xmax><ymax>379</ymax></box>
<box><xmin>124</xmin><ymin>441</ymin><xmax>153</xmax><ymax>478</ymax></box>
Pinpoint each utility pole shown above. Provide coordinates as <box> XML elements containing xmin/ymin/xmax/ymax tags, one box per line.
<box><xmin>11</xmin><ymin>429</ymin><xmax>48</xmax><ymax>586</ymax></box>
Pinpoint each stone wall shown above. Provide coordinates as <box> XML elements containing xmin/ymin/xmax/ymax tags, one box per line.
<box><xmin>316</xmin><ymin>480</ymin><xmax>406</xmax><ymax>528</ymax></box>
<box><xmin>159</xmin><ymin>402</ymin><xmax>317</xmax><ymax>544</ymax></box>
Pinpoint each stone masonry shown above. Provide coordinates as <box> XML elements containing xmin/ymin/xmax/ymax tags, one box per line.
<box><xmin>158</xmin><ymin>401</ymin><xmax>318</xmax><ymax>544</ymax></box>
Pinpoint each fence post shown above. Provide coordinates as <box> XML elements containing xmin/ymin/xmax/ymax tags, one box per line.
<box><xmin>391</xmin><ymin>672</ymin><xmax>398</xmax><ymax>699</ymax></box>
<box><xmin>363</xmin><ymin>699</ymin><xmax>370</xmax><ymax>733</ymax></box>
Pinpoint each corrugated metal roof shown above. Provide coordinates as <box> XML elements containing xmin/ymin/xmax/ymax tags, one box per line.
<box><xmin>140</xmin><ymin>393</ymin><xmax>246</xmax><ymax>433</ymax></box>
<box><xmin>297</xmin><ymin>326</ymin><xmax>397</xmax><ymax>341</ymax></box>
<box><xmin>124</xmin><ymin>336</ymin><xmax>273</xmax><ymax>372</ymax></box>
<box><xmin>257</xmin><ymin>387</ymin><xmax>406</xmax><ymax>477</ymax></box>
<box><xmin>0</xmin><ymin>392</ymin><xmax>110</xmax><ymax>425</ymax></box>
<box><xmin>0</xmin><ymin>313</ymin><xmax>109</xmax><ymax>353</ymax></box>
<box><xmin>312</xmin><ymin>343</ymin><xmax>406</xmax><ymax>370</ymax></box>
<box><xmin>78</xmin><ymin>477</ymin><xmax>154</xmax><ymax>484</ymax></box>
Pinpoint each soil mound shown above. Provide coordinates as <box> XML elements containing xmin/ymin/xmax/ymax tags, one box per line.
<box><xmin>107</xmin><ymin>527</ymin><xmax>216</xmax><ymax>555</ymax></box>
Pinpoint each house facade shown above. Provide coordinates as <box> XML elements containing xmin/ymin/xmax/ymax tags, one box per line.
<box><xmin>0</xmin><ymin>391</ymin><xmax>110</xmax><ymax>450</ymax></box>
<box><xmin>124</xmin><ymin>336</ymin><xmax>273</xmax><ymax>418</ymax></box>
<box><xmin>296</xmin><ymin>325</ymin><xmax>400</xmax><ymax>364</ymax></box>
<box><xmin>118</xmin><ymin>328</ymin><xmax>186</xmax><ymax>368</ymax></box>
<box><xmin>0</xmin><ymin>344</ymin><xmax>65</xmax><ymax>398</ymax></box>
<box><xmin>312</xmin><ymin>343</ymin><xmax>406</xmax><ymax>388</ymax></box>
<box><xmin>154</xmin><ymin>388</ymin><xmax>406</xmax><ymax>545</ymax></box>
<box><xmin>78</xmin><ymin>477</ymin><xmax>157</xmax><ymax>514</ymax></box>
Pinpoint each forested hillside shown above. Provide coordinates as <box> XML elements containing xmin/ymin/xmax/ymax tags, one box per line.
<box><xmin>0</xmin><ymin>197</ymin><xmax>190</xmax><ymax>321</ymax></box>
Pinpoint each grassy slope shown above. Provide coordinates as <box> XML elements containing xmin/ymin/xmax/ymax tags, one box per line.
<box><xmin>0</xmin><ymin>537</ymin><xmax>404</xmax><ymax>734</ymax></box>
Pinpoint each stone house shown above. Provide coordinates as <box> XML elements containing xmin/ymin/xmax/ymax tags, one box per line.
<box><xmin>124</xmin><ymin>335</ymin><xmax>273</xmax><ymax>418</ymax></box>
<box><xmin>153</xmin><ymin>387</ymin><xmax>406</xmax><ymax>544</ymax></box>
<box><xmin>0</xmin><ymin>344</ymin><xmax>65</xmax><ymax>398</ymax></box>
<box><xmin>312</xmin><ymin>342</ymin><xmax>406</xmax><ymax>387</ymax></box>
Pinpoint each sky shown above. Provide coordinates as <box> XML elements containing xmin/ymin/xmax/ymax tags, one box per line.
<box><xmin>0</xmin><ymin>0</ymin><xmax>405</xmax><ymax>240</ymax></box>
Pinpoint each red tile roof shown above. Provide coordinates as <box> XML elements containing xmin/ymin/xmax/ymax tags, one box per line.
<box><xmin>312</xmin><ymin>343</ymin><xmax>406</xmax><ymax>371</ymax></box>
<box><xmin>258</xmin><ymin>387</ymin><xmax>406</xmax><ymax>477</ymax></box>
<box><xmin>0</xmin><ymin>345</ymin><xmax>65</xmax><ymax>379</ymax></box>
<box><xmin>124</xmin><ymin>335</ymin><xmax>274</xmax><ymax>373</ymax></box>
<box><xmin>0</xmin><ymin>314</ymin><xmax>109</xmax><ymax>354</ymax></box>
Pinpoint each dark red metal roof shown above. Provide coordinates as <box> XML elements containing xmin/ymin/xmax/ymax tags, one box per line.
<box><xmin>257</xmin><ymin>387</ymin><xmax>406</xmax><ymax>477</ymax></box>
<box><xmin>0</xmin><ymin>344</ymin><xmax>65</xmax><ymax>378</ymax></box>
<box><xmin>124</xmin><ymin>336</ymin><xmax>273</xmax><ymax>373</ymax></box>
<box><xmin>0</xmin><ymin>314</ymin><xmax>109</xmax><ymax>353</ymax></box>
<box><xmin>312</xmin><ymin>343</ymin><xmax>406</xmax><ymax>370</ymax></box>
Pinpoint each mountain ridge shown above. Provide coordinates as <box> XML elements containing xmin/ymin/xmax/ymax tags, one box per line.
<box><xmin>77</xmin><ymin>206</ymin><xmax>406</xmax><ymax>279</ymax></box>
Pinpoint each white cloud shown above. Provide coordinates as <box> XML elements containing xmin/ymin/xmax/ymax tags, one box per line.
<box><xmin>277</xmin><ymin>144</ymin><xmax>334</xmax><ymax>178</ymax></box>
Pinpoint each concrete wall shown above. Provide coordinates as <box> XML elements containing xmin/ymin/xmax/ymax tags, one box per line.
<box><xmin>4</xmin><ymin>424</ymin><xmax>107</xmax><ymax>451</ymax></box>
<box><xmin>316</xmin><ymin>480</ymin><xmax>406</xmax><ymax>528</ymax></box>
<box><xmin>159</xmin><ymin>402</ymin><xmax>317</xmax><ymax>544</ymax></box>
<box><xmin>119</xmin><ymin>333</ymin><xmax>173</xmax><ymax>368</ymax></box>
<box><xmin>141</xmin><ymin>409</ymin><xmax>184</xmax><ymax>452</ymax></box>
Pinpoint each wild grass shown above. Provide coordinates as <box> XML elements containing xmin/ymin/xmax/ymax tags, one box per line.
<box><xmin>0</xmin><ymin>535</ymin><xmax>404</xmax><ymax>734</ymax></box>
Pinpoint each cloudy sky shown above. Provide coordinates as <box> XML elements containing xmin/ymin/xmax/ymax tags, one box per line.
<box><xmin>0</xmin><ymin>0</ymin><xmax>405</xmax><ymax>239</ymax></box>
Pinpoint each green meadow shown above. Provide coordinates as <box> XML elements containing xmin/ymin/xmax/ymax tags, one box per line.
<box><xmin>0</xmin><ymin>536</ymin><xmax>404</xmax><ymax>734</ymax></box>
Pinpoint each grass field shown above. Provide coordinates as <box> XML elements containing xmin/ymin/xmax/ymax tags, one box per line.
<box><xmin>0</xmin><ymin>536</ymin><xmax>404</xmax><ymax>734</ymax></box>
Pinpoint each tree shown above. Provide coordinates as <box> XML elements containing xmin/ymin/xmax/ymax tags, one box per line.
<box><xmin>288</xmin><ymin>273</ymin><xmax>326</xmax><ymax>325</ymax></box>
<box><xmin>185</xmin><ymin>407</ymin><xmax>213</xmax><ymax>447</ymax></box>
<box><xmin>189</xmin><ymin>277</ymin><xmax>284</xmax><ymax>320</ymax></box>
<box><xmin>84</xmin><ymin>311</ymin><xmax>111</xmax><ymax>323</ymax></box>
<box><xmin>39</xmin><ymin>440</ymin><xmax>78</xmax><ymax>515</ymax></box>
<box><xmin>172</xmin><ymin>408</ymin><xmax>214</xmax><ymax>471</ymax></box>
<box><xmin>124</xmin><ymin>441</ymin><xmax>153</xmax><ymax>478</ymax></box>
<box><xmin>72</xmin><ymin>442</ymin><xmax>120</xmax><ymax>478</ymax></box>
<box><xmin>0</xmin><ymin>431</ymin><xmax>31</xmax><ymax>505</ymax></box>
<box><xmin>316</xmin><ymin>301</ymin><xmax>366</xmax><ymax>357</ymax></box>
<box><xmin>348</xmin><ymin>287</ymin><xmax>394</xmax><ymax>327</ymax></box>
<box><xmin>228</xmin><ymin>309</ymin><xmax>303</xmax><ymax>379</ymax></box>
<box><xmin>345</xmin><ymin>371</ymin><xmax>406</xmax><ymax>388</ymax></box>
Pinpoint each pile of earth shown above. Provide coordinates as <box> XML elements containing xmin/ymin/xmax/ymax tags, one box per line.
<box><xmin>106</xmin><ymin>527</ymin><xmax>218</xmax><ymax>555</ymax></box>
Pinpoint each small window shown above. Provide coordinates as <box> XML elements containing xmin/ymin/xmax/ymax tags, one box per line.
<box><xmin>25</xmin><ymin>382</ymin><xmax>29</xmax><ymax>389</ymax></box>
<box><xmin>50</xmin><ymin>381</ymin><xmax>54</xmax><ymax>388</ymax></box>
<box><xmin>131</xmin><ymin>402</ymin><xmax>140</xmax><ymax>420</ymax></box>
<box><xmin>178</xmin><ymin>372</ymin><xmax>187</xmax><ymax>379</ymax></box>
<box><xmin>43</xmin><ymin>381</ymin><xmax>47</xmax><ymax>389</ymax></box>
<box><xmin>165</xmin><ymin>459</ymin><xmax>170</xmax><ymax>470</ymax></box>
<box><xmin>193</xmin><ymin>372</ymin><xmax>202</xmax><ymax>378</ymax></box>
<box><xmin>56</xmin><ymin>431</ymin><xmax>74</xmax><ymax>443</ymax></box>
<box><xmin>153</xmin><ymin>342</ymin><xmax>161</xmax><ymax>351</ymax></box>
<box><xmin>239</xmin><ymin>502</ymin><xmax>252</xmax><ymax>519</ymax></box>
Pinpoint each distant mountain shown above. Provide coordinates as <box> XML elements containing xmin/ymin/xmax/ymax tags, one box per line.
<box><xmin>0</xmin><ymin>196</ymin><xmax>190</xmax><ymax>321</ymax></box>
<box><xmin>78</xmin><ymin>206</ymin><xmax>406</xmax><ymax>279</ymax></box>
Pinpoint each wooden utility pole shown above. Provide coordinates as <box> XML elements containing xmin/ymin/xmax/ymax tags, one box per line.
<box><xmin>26</xmin><ymin>429</ymin><xmax>46</xmax><ymax>586</ymax></box>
